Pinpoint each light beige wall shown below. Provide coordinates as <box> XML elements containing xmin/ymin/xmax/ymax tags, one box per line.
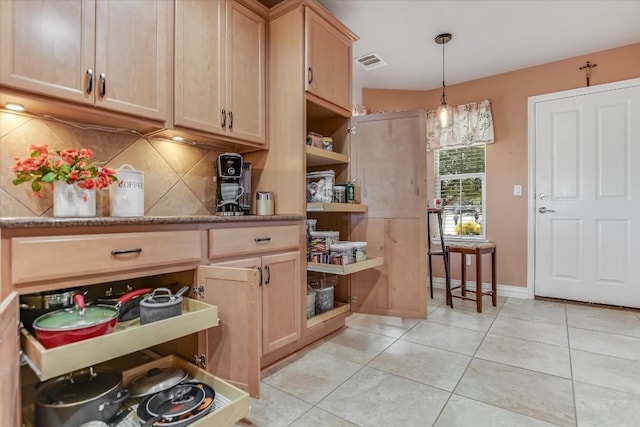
<box><xmin>0</xmin><ymin>111</ymin><xmax>227</xmax><ymax>217</ymax></box>
<box><xmin>363</xmin><ymin>42</ymin><xmax>640</xmax><ymax>288</ymax></box>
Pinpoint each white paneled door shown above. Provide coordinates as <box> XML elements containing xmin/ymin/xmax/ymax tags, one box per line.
<box><xmin>531</xmin><ymin>79</ymin><xmax>640</xmax><ymax>308</ymax></box>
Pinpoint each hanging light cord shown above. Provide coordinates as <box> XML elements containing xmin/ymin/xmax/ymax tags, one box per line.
<box><xmin>441</xmin><ymin>40</ymin><xmax>447</xmax><ymax>104</ymax></box>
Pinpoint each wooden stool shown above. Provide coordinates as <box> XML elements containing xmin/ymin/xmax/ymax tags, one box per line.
<box><xmin>446</xmin><ymin>242</ymin><xmax>497</xmax><ymax>313</ymax></box>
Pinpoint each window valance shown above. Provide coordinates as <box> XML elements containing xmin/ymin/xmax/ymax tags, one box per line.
<box><xmin>426</xmin><ymin>99</ymin><xmax>494</xmax><ymax>149</ymax></box>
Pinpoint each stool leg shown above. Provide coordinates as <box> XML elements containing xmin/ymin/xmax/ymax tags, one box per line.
<box><xmin>444</xmin><ymin>247</ymin><xmax>452</xmax><ymax>308</ymax></box>
<box><xmin>492</xmin><ymin>248</ymin><xmax>497</xmax><ymax>307</ymax></box>
<box><xmin>476</xmin><ymin>248</ymin><xmax>482</xmax><ymax>313</ymax></box>
<box><xmin>428</xmin><ymin>253</ymin><xmax>434</xmax><ymax>299</ymax></box>
<box><xmin>460</xmin><ymin>254</ymin><xmax>466</xmax><ymax>298</ymax></box>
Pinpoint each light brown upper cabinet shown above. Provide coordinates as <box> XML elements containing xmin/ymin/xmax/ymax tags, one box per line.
<box><xmin>0</xmin><ymin>0</ymin><xmax>169</xmax><ymax>121</ymax></box>
<box><xmin>305</xmin><ymin>8</ymin><xmax>353</xmax><ymax>114</ymax></box>
<box><xmin>174</xmin><ymin>0</ymin><xmax>266</xmax><ymax>145</ymax></box>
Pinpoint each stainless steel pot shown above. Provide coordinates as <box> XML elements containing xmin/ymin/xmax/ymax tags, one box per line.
<box><xmin>35</xmin><ymin>367</ymin><xmax>129</xmax><ymax>427</ymax></box>
<box><xmin>139</xmin><ymin>287</ymin><xmax>187</xmax><ymax>325</ymax></box>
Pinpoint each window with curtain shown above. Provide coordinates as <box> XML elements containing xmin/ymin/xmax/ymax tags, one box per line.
<box><xmin>427</xmin><ymin>99</ymin><xmax>494</xmax><ymax>239</ymax></box>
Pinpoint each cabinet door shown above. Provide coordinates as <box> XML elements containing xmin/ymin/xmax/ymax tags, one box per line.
<box><xmin>197</xmin><ymin>262</ymin><xmax>261</xmax><ymax>398</ymax></box>
<box><xmin>174</xmin><ymin>0</ymin><xmax>226</xmax><ymax>135</ymax></box>
<box><xmin>226</xmin><ymin>1</ymin><xmax>266</xmax><ymax>144</ymax></box>
<box><xmin>95</xmin><ymin>0</ymin><xmax>168</xmax><ymax>120</ymax></box>
<box><xmin>0</xmin><ymin>292</ymin><xmax>20</xmax><ymax>426</ymax></box>
<box><xmin>0</xmin><ymin>0</ymin><xmax>95</xmax><ymax>105</ymax></box>
<box><xmin>262</xmin><ymin>251</ymin><xmax>301</xmax><ymax>354</ymax></box>
<box><xmin>305</xmin><ymin>8</ymin><xmax>351</xmax><ymax>112</ymax></box>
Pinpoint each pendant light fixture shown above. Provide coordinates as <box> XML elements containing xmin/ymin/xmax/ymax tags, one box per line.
<box><xmin>435</xmin><ymin>33</ymin><xmax>453</xmax><ymax>129</ymax></box>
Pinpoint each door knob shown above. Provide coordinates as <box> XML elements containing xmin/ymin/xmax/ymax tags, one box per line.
<box><xmin>538</xmin><ymin>207</ymin><xmax>556</xmax><ymax>214</ymax></box>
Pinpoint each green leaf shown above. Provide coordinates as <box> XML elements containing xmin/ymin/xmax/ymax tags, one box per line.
<box><xmin>42</xmin><ymin>172</ymin><xmax>57</xmax><ymax>183</ymax></box>
<box><xmin>31</xmin><ymin>181</ymin><xmax>41</xmax><ymax>192</ymax></box>
<box><xmin>12</xmin><ymin>177</ymin><xmax>25</xmax><ymax>186</ymax></box>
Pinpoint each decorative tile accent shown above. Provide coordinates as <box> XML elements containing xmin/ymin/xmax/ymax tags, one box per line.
<box><xmin>149</xmin><ymin>138</ymin><xmax>209</xmax><ymax>177</ymax></box>
<box><xmin>146</xmin><ymin>181</ymin><xmax>209</xmax><ymax>216</ymax></box>
<box><xmin>0</xmin><ymin>111</ymin><xmax>225</xmax><ymax>218</ymax></box>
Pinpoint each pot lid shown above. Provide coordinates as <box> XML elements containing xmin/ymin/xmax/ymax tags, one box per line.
<box><xmin>35</xmin><ymin>368</ymin><xmax>121</xmax><ymax>405</ymax></box>
<box><xmin>130</xmin><ymin>367</ymin><xmax>187</xmax><ymax>397</ymax></box>
<box><xmin>33</xmin><ymin>305</ymin><xmax>117</xmax><ymax>330</ymax></box>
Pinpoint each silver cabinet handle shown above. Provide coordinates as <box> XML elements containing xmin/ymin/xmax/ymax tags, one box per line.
<box><xmin>99</xmin><ymin>73</ymin><xmax>106</xmax><ymax>97</ymax></box>
<box><xmin>538</xmin><ymin>207</ymin><xmax>556</xmax><ymax>214</ymax></box>
<box><xmin>221</xmin><ymin>109</ymin><xmax>226</xmax><ymax>128</ymax></box>
<box><xmin>86</xmin><ymin>69</ymin><xmax>93</xmax><ymax>94</ymax></box>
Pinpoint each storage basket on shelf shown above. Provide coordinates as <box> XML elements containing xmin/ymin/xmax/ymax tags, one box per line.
<box><xmin>307</xmin><ymin>273</ymin><xmax>338</xmax><ymax>314</ymax></box>
<box><xmin>308</xmin><ymin>230</ymin><xmax>339</xmax><ymax>263</ymax></box>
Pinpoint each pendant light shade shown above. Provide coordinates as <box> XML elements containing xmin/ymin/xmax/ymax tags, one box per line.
<box><xmin>435</xmin><ymin>33</ymin><xmax>453</xmax><ymax>129</ymax></box>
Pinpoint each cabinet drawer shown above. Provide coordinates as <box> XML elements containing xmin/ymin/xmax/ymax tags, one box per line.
<box><xmin>121</xmin><ymin>355</ymin><xmax>249</xmax><ymax>427</ymax></box>
<box><xmin>11</xmin><ymin>231</ymin><xmax>202</xmax><ymax>285</ymax></box>
<box><xmin>208</xmin><ymin>225</ymin><xmax>300</xmax><ymax>258</ymax></box>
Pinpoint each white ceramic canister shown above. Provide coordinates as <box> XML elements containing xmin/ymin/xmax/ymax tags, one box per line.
<box><xmin>110</xmin><ymin>164</ymin><xmax>144</xmax><ymax>217</ymax></box>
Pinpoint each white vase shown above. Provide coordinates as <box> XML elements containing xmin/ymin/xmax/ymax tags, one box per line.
<box><xmin>53</xmin><ymin>181</ymin><xmax>96</xmax><ymax>217</ymax></box>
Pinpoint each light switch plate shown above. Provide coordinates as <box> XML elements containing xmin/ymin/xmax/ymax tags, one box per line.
<box><xmin>513</xmin><ymin>184</ymin><xmax>522</xmax><ymax>196</ymax></box>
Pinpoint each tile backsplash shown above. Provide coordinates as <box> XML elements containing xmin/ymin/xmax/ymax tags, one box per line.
<box><xmin>0</xmin><ymin>111</ymin><xmax>227</xmax><ymax>217</ymax></box>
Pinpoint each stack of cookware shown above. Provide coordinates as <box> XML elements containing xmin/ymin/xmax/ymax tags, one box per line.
<box><xmin>131</xmin><ymin>367</ymin><xmax>216</xmax><ymax>426</ymax></box>
<box><xmin>34</xmin><ymin>366</ymin><xmax>216</xmax><ymax>426</ymax></box>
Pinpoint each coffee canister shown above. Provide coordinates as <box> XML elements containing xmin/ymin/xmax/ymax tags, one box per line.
<box><xmin>256</xmin><ymin>191</ymin><xmax>274</xmax><ymax>215</ymax></box>
<box><xmin>110</xmin><ymin>164</ymin><xmax>144</xmax><ymax>217</ymax></box>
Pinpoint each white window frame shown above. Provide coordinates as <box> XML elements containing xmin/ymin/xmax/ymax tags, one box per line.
<box><xmin>434</xmin><ymin>145</ymin><xmax>487</xmax><ymax>242</ymax></box>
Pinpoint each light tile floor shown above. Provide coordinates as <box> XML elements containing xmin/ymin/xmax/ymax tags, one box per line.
<box><xmin>236</xmin><ymin>289</ymin><xmax>640</xmax><ymax>427</ymax></box>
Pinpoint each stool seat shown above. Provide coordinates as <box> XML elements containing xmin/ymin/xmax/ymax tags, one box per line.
<box><xmin>446</xmin><ymin>241</ymin><xmax>497</xmax><ymax>313</ymax></box>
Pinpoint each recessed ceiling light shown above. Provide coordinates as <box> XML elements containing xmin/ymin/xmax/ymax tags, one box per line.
<box><xmin>5</xmin><ymin>103</ymin><xmax>25</xmax><ymax>112</ymax></box>
<box><xmin>171</xmin><ymin>136</ymin><xmax>184</xmax><ymax>142</ymax></box>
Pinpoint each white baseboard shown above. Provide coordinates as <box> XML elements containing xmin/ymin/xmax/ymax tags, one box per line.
<box><xmin>430</xmin><ymin>278</ymin><xmax>530</xmax><ymax>299</ymax></box>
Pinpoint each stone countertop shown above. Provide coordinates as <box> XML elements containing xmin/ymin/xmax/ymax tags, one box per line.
<box><xmin>0</xmin><ymin>214</ymin><xmax>305</xmax><ymax>229</ymax></box>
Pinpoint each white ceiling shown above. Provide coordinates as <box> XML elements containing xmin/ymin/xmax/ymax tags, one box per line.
<box><xmin>318</xmin><ymin>0</ymin><xmax>640</xmax><ymax>103</ymax></box>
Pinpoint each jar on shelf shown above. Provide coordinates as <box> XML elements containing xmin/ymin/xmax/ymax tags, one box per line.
<box><xmin>306</xmin><ymin>131</ymin><xmax>323</xmax><ymax>148</ymax></box>
<box><xmin>352</xmin><ymin>241</ymin><xmax>368</xmax><ymax>262</ymax></box>
<box><xmin>321</xmin><ymin>137</ymin><xmax>333</xmax><ymax>151</ymax></box>
<box><xmin>332</xmin><ymin>186</ymin><xmax>346</xmax><ymax>203</ymax></box>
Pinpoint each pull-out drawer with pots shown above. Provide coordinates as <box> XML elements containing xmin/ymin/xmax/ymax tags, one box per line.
<box><xmin>22</xmin><ymin>354</ymin><xmax>249</xmax><ymax>427</ymax></box>
<box><xmin>11</xmin><ymin>230</ymin><xmax>202</xmax><ymax>287</ymax></box>
<box><xmin>208</xmin><ymin>225</ymin><xmax>300</xmax><ymax>258</ymax></box>
<box><xmin>21</xmin><ymin>297</ymin><xmax>218</xmax><ymax>381</ymax></box>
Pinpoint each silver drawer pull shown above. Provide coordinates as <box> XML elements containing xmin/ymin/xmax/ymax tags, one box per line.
<box><xmin>111</xmin><ymin>248</ymin><xmax>142</xmax><ymax>255</ymax></box>
<box><xmin>254</xmin><ymin>237</ymin><xmax>271</xmax><ymax>243</ymax></box>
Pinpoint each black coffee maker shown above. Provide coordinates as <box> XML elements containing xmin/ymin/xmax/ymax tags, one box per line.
<box><xmin>215</xmin><ymin>153</ymin><xmax>247</xmax><ymax>216</ymax></box>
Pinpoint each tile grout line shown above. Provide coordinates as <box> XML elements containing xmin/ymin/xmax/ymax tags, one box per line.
<box><xmin>429</xmin><ymin>292</ymin><xmax>502</xmax><ymax>426</ymax></box>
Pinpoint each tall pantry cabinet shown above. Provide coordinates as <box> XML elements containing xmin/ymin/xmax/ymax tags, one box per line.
<box><xmin>247</xmin><ymin>0</ymin><xmax>371</xmax><ymax>371</ymax></box>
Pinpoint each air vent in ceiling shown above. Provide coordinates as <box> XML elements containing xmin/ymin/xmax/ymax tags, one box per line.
<box><xmin>354</xmin><ymin>52</ymin><xmax>387</xmax><ymax>70</ymax></box>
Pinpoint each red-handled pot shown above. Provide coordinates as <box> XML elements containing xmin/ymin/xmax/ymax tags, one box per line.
<box><xmin>33</xmin><ymin>288</ymin><xmax>151</xmax><ymax>349</ymax></box>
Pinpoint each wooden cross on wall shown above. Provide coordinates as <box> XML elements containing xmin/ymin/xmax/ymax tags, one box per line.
<box><xmin>579</xmin><ymin>61</ymin><xmax>598</xmax><ymax>86</ymax></box>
